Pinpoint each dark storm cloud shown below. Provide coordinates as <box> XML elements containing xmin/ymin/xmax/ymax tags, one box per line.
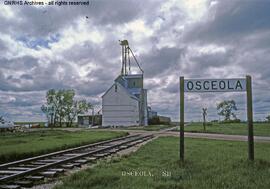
<box><xmin>239</xmin><ymin>50</ymin><xmax>270</xmax><ymax>79</ymax></box>
<box><xmin>184</xmin><ymin>0</ymin><xmax>270</xmax><ymax>44</ymax></box>
<box><xmin>89</xmin><ymin>0</ymin><xmax>145</xmax><ymax>25</ymax></box>
<box><xmin>189</xmin><ymin>50</ymin><xmax>234</xmax><ymax>69</ymax></box>
<box><xmin>87</xmin><ymin>66</ymin><xmax>118</xmax><ymax>82</ymax></box>
<box><xmin>0</xmin><ymin>56</ymin><xmax>38</xmax><ymax>70</ymax></box>
<box><xmin>244</xmin><ymin>31</ymin><xmax>270</xmax><ymax>51</ymax></box>
<box><xmin>29</xmin><ymin>61</ymin><xmax>79</xmax><ymax>90</ymax></box>
<box><xmin>75</xmin><ymin>80</ymin><xmax>111</xmax><ymax>96</ymax></box>
<box><xmin>1</xmin><ymin>0</ymin><xmax>148</xmax><ymax>38</ymax></box>
<box><xmin>7</xmin><ymin>4</ymin><xmax>86</xmax><ymax>37</ymax></box>
<box><xmin>0</xmin><ymin>10</ymin><xmax>21</xmax><ymax>34</ymax></box>
<box><xmin>59</xmin><ymin>40</ymin><xmax>122</xmax><ymax>96</ymax></box>
<box><xmin>62</xmin><ymin>39</ymin><xmax>120</xmax><ymax>68</ymax></box>
<box><xmin>164</xmin><ymin>82</ymin><xmax>178</xmax><ymax>94</ymax></box>
<box><xmin>0</xmin><ymin>58</ymin><xmax>73</xmax><ymax>92</ymax></box>
<box><xmin>20</xmin><ymin>74</ymin><xmax>33</xmax><ymax>80</ymax></box>
<box><xmin>177</xmin><ymin>48</ymin><xmax>237</xmax><ymax>79</ymax></box>
<box><xmin>0</xmin><ymin>6</ymin><xmax>68</xmax><ymax>37</ymax></box>
<box><xmin>62</xmin><ymin>41</ymin><xmax>98</xmax><ymax>63</ymax></box>
<box><xmin>180</xmin><ymin>0</ymin><xmax>270</xmax><ymax>123</ymax></box>
<box><xmin>0</xmin><ymin>71</ymin><xmax>10</xmax><ymax>91</ymax></box>
<box><xmin>0</xmin><ymin>91</ymin><xmax>45</xmax><ymax>121</ymax></box>
<box><xmin>142</xmin><ymin>47</ymin><xmax>184</xmax><ymax>77</ymax></box>
<box><xmin>0</xmin><ymin>39</ymin><xmax>7</xmax><ymax>53</ymax></box>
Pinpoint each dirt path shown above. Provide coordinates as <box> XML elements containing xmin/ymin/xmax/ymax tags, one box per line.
<box><xmin>158</xmin><ymin>131</ymin><xmax>270</xmax><ymax>142</ymax></box>
<box><xmin>29</xmin><ymin>126</ymin><xmax>270</xmax><ymax>142</ymax></box>
<box><xmin>93</xmin><ymin>127</ymin><xmax>270</xmax><ymax>143</ymax></box>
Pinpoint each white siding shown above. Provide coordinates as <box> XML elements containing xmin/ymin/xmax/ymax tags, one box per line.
<box><xmin>102</xmin><ymin>83</ymin><xmax>140</xmax><ymax>126</ymax></box>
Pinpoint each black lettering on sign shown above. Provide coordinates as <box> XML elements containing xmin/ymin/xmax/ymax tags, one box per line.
<box><xmin>187</xmin><ymin>81</ymin><xmax>194</xmax><ymax>90</ymax></box>
<box><xmin>211</xmin><ymin>81</ymin><xmax>217</xmax><ymax>90</ymax></box>
<box><xmin>228</xmin><ymin>80</ymin><xmax>234</xmax><ymax>89</ymax></box>
<box><xmin>203</xmin><ymin>81</ymin><xmax>210</xmax><ymax>90</ymax></box>
<box><xmin>219</xmin><ymin>81</ymin><xmax>226</xmax><ymax>89</ymax></box>
<box><xmin>195</xmin><ymin>81</ymin><xmax>201</xmax><ymax>90</ymax></box>
<box><xmin>235</xmin><ymin>80</ymin><xmax>243</xmax><ymax>90</ymax></box>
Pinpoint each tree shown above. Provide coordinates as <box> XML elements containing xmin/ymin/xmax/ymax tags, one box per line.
<box><xmin>66</xmin><ymin>100</ymin><xmax>92</xmax><ymax>127</ymax></box>
<box><xmin>41</xmin><ymin>89</ymin><xmax>91</xmax><ymax>127</ymax></box>
<box><xmin>57</xmin><ymin>89</ymin><xmax>75</xmax><ymax>127</ymax></box>
<box><xmin>42</xmin><ymin>89</ymin><xmax>59</xmax><ymax>127</ymax></box>
<box><xmin>266</xmin><ymin>115</ymin><xmax>270</xmax><ymax>122</ymax></box>
<box><xmin>217</xmin><ymin>100</ymin><xmax>238</xmax><ymax>121</ymax></box>
<box><xmin>41</xmin><ymin>105</ymin><xmax>55</xmax><ymax>127</ymax></box>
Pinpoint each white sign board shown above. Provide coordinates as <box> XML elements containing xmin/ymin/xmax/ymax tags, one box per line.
<box><xmin>184</xmin><ymin>79</ymin><xmax>246</xmax><ymax>92</ymax></box>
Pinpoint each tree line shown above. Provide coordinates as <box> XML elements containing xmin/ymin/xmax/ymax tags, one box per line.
<box><xmin>41</xmin><ymin>89</ymin><xmax>91</xmax><ymax>127</ymax></box>
<box><xmin>203</xmin><ymin>100</ymin><xmax>270</xmax><ymax>124</ymax></box>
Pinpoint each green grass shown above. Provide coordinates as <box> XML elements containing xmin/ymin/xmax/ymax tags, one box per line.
<box><xmin>55</xmin><ymin>137</ymin><xmax>270</xmax><ymax>189</ymax></box>
<box><xmin>14</xmin><ymin>122</ymin><xmax>79</xmax><ymax>127</ymax></box>
<box><xmin>14</xmin><ymin>121</ymin><xmax>46</xmax><ymax>127</ymax></box>
<box><xmin>117</xmin><ymin>125</ymin><xmax>174</xmax><ymax>131</ymax></box>
<box><xmin>0</xmin><ymin>130</ymin><xmax>127</xmax><ymax>164</ymax></box>
<box><xmin>175</xmin><ymin>122</ymin><xmax>270</xmax><ymax>136</ymax></box>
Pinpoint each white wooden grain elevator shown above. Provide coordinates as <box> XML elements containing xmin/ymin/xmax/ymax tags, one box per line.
<box><xmin>102</xmin><ymin>40</ymin><xmax>148</xmax><ymax>126</ymax></box>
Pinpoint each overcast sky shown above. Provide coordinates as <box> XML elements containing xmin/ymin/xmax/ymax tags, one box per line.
<box><xmin>0</xmin><ymin>0</ymin><xmax>270</xmax><ymax>122</ymax></box>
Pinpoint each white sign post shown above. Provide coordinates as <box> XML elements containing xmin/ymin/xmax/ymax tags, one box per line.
<box><xmin>179</xmin><ymin>76</ymin><xmax>254</xmax><ymax>162</ymax></box>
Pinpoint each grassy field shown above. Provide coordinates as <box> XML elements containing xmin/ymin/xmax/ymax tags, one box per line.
<box><xmin>55</xmin><ymin>137</ymin><xmax>270</xmax><ymax>189</ymax></box>
<box><xmin>0</xmin><ymin>130</ymin><xmax>127</xmax><ymax>164</ymax></box>
<box><xmin>14</xmin><ymin>121</ymin><xmax>46</xmax><ymax>127</ymax></box>
<box><xmin>116</xmin><ymin>125</ymin><xmax>174</xmax><ymax>131</ymax></box>
<box><xmin>14</xmin><ymin>122</ymin><xmax>78</xmax><ymax>127</ymax></box>
<box><xmin>175</xmin><ymin>122</ymin><xmax>270</xmax><ymax>136</ymax></box>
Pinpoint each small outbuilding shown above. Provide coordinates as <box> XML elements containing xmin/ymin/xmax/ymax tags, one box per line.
<box><xmin>78</xmin><ymin>114</ymin><xmax>102</xmax><ymax>127</ymax></box>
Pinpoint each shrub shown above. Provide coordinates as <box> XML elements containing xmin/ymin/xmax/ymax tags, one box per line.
<box><xmin>148</xmin><ymin>116</ymin><xmax>160</xmax><ymax>125</ymax></box>
<box><xmin>220</xmin><ymin>119</ymin><xmax>241</xmax><ymax>124</ymax></box>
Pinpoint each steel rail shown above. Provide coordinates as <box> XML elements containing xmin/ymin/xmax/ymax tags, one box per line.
<box><xmin>0</xmin><ymin>134</ymin><xmax>153</xmax><ymax>183</ymax></box>
<box><xmin>0</xmin><ymin>134</ymin><xmax>139</xmax><ymax>170</ymax></box>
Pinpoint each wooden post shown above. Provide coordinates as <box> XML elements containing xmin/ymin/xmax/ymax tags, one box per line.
<box><xmin>180</xmin><ymin>77</ymin><xmax>185</xmax><ymax>161</ymax></box>
<box><xmin>202</xmin><ymin>108</ymin><xmax>207</xmax><ymax>131</ymax></box>
<box><xmin>246</xmin><ymin>75</ymin><xmax>254</xmax><ymax>161</ymax></box>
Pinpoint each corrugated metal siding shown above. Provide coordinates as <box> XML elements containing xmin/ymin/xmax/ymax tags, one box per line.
<box><xmin>102</xmin><ymin>83</ymin><xmax>139</xmax><ymax>126</ymax></box>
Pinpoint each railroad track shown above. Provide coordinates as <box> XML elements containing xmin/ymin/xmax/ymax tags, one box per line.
<box><xmin>0</xmin><ymin>134</ymin><xmax>153</xmax><ymax>189</ymax></box>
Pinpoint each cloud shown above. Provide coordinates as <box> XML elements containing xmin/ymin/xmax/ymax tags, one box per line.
<box><xmin>142</xmin><ymin>47</ymin><xmax>184</xmax><ymax>77</ymax></box>
<box><xmin>0</xmin><ymin>0</ymin><xmax>270</xmax><ymax>122</ymax></box>
<box><xmin>184</xmin><ymin>0</ymin><xmax>270</xmax><ymax>44</ymax></box>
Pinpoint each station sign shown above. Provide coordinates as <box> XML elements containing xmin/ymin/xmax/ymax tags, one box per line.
<box><xmin>179</xmin><ymin>76</ymin><xmax>254</xmax><ymax>162</ymax></box>
<box><xmin>184</xmin><ymin>78</ymin><xmax>246</xmax><ymax>92</ymax></box>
